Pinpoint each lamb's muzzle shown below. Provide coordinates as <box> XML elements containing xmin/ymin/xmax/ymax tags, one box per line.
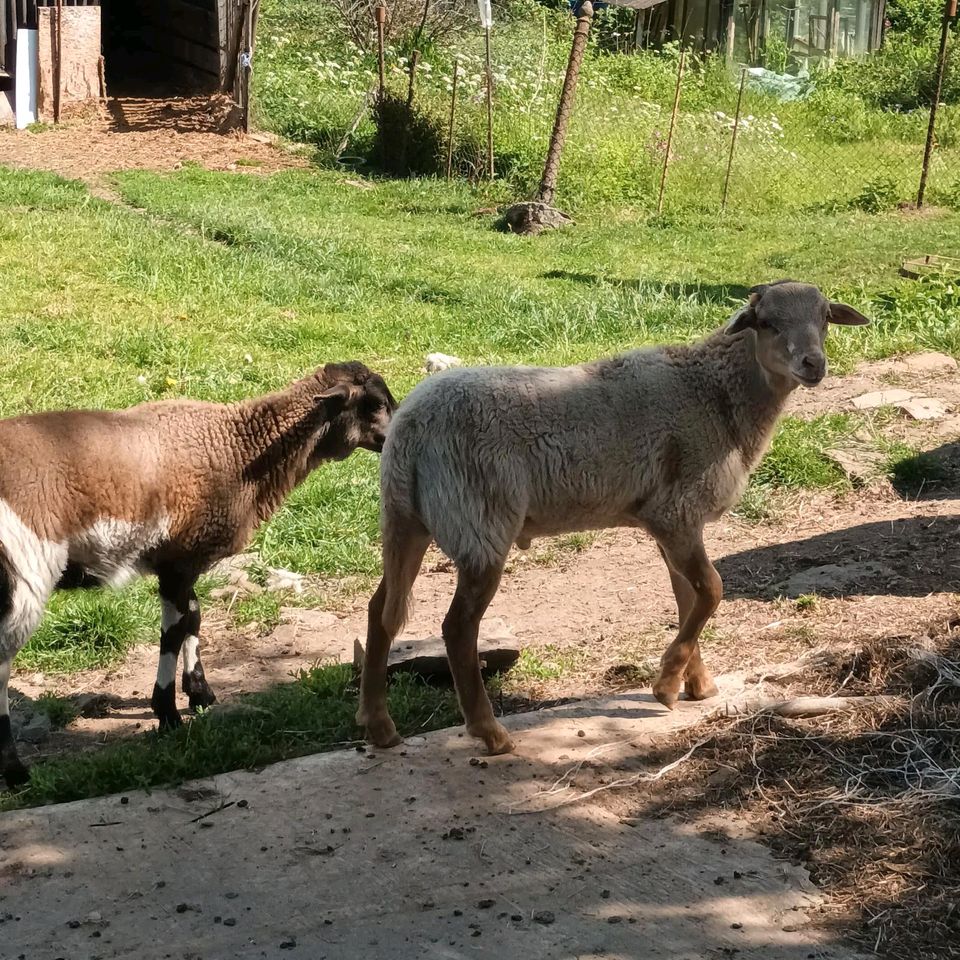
<box><xmin>0</xmin><ymin>360</ymin><xmax>396</xmax><ymax>789</ymax></box>
<box><xmin>357</xmin><ymin>281</ymin><xmax>869</xmax><ymax>755</ymax></box>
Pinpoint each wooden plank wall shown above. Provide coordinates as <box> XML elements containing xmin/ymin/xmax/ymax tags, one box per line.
<box><xmin>3</xmin><ymin>0</ymin><xmax>249</xmax><ymax>94</ymax></box>
<box><xmin>2</xmin><ymin>0</ymin><xmax>99</xmax><ymax>76</ymax></box>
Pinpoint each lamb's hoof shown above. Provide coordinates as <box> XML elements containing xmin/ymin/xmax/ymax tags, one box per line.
<box><xmin>471</xmin><ymin>722</ymin><xmax>515</xmax><ymax>756</ymax></box>
<box><xmin>684</xmin><ymin>676</ymin><xmax>719</xmax><ymax>701</ymax></box>
<box><xmin>364</xmin><ymin>716</ymin><xmax>402</xmax><ymax>749</ymax></box>
<box><xmin>157</xmin><ymin>710</ymin><xmax>183</xmax><ymax>733</ymax></box>
<box><xmin>3</xmin><ymin>760</ymin><xmax>29</xmax><ymax>789</ymax></box>
<box><xmin>652</xmin><ymin>684</ymin><xmax>680</xmax><ymax>710</ymax></box>
<box><xmin>187</xmin><ymin>685</ymin><xmax>217</xmax><ymax>712</ymax></box>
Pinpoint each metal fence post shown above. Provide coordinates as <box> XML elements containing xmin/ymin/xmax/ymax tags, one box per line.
<box><xmin>721</xmin><ymin>67</ymin><xmax>746</xmax><ymax>211</ymax></box>
<box><xmin>917</xmin><ymin>0</ymin><xmax>956</xmax><ymax>207</ymax></box>
<box><xmin>657</xmin><ymin>49</ymin><xmax>685</xmax><ymax>216</ymax></box>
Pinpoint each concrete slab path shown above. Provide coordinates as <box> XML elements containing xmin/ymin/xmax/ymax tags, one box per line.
<box><xmin>1</xmin><ymin>679</ymin><xmax>862</xmax><ymax>960</ymax></box>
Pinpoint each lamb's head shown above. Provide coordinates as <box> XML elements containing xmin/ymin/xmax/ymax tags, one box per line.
<box><xmin>313</xmin><ymin>361</ymin><xmax>396</xmax><ymax>461</ymax></box>
<box><xmin>726</xmin><ymin>281</ymin><xmax>869</xmax><ymax>388</ymax></box>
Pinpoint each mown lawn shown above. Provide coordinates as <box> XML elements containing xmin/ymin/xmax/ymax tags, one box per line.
<box><xmin>2</xmin><ymin>162</ymin><xmax>959</xmax><ymax>805</ymax></box>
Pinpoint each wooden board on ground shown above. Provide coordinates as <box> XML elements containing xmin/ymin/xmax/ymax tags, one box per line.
<box><xmin>900</xmin><ymin>254</ymin><xmax>960</xmax><ymax>280</ymax></box>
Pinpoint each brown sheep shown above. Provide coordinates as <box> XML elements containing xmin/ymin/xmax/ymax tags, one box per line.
<box><xmin>0</xmin><ymin>361</ymin><xmax>395</xmax><ymax>788</ymax></box>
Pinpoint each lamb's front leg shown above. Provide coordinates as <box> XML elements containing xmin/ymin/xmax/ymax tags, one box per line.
<box><xmin>151</xmin><ymin>577</ymin><xmax>197</xmax><ymax>730</ymax></box>
<box><xmin>0</xmin><ymin>658</ymin><xmax>28</xmax><ymax>788</ymax></box>
<box><xmin>181</xmin><ymin>588</ymin><xmax>216</xmax><ymax>712</ymax></box>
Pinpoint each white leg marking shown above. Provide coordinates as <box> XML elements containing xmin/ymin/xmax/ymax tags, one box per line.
<box><xmin>160</xmin><ymin>599</ymin><xmax>184</xmax><ymax>633</ymax></box>
<box><xmin>156</xmin><ymin>652</ymin><xmax>177</xmax><ymax>689</ymax></box>
<box><xmin>188</xmin><ymin>599</ymin><xmax>199</xmax><ymax>613</ymax></box>
<box><xmin>0</xmin><ymin>660</ymin><xmax>10</xmax><ymax>718</ymax></box>
<box><xmin>0</xmin><ymin>499</ymin><xmax>65</xmax><ymax>662</ymax></box>
<box><xmin>182</xmin><ymin>636</ymin><xmax>200</xmax><ymax>675</ymax></box>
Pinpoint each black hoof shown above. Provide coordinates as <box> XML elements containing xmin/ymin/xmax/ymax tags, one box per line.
<box><xmin>184</xmin><ymin>677</ymin><xmax>217</xmax><ymax>712</ymax></box>
<box><xmin>156</xmin><ymin>710</ymin><xmax>183</xmax><ymax>732</ymax></box>
<box><xmin>3</xmin><ymin>760</ymin><xmax>29</xmax><ymax>789</ymax></box>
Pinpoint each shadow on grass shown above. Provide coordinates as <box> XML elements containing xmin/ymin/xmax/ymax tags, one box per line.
<box><xmin>3</xmin><ymin>664</ymin><xmax>574</xmax><ymax>812</ymax></box>
<box><xmin>540</xmin><ymin>272</ymin><xmax>751</xmax><ymax>304</ymax></box>
<box><xmin>889</xmin><ymin>439</ymin><xmax>960</xmax><ymax>502</ymax></box>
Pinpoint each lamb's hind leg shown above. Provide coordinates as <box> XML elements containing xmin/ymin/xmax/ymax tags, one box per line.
<box><xmin>180</xmin><ymin>588</ymin><xmax>216</xmax><ymax>712</ymax></box>
<box><xmin>357</xmin><ymin>521</ymin><xmax>431</xmax><ymax>748</ymax></box>
<box><xmin>652</xmin><ymin>532</ymin><xmax>723</xmax><ymax>709</ymax></box>
<box><xmin>0</xmin><ymin>658</ymin><xmax>28</xmax><ymax>788</ymax></box>
<box><xmin>657</xmin><ymin>545</ymin><xmax>719</xmax><ymax>702</ymax></box>
<box><xmin>443</xmin><ymin>563</ymin><xmax>514</xmax><ymax>756</ymax></box>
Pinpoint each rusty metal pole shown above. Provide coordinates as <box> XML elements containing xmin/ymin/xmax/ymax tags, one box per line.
<box><xmin>721</xmin><ymin>67</ymin><xmax>747</xmax><ymax>211</ymax></box>
<box><xmin>375</xmin><ymin>4</ymin><xmax>387</xmax><ymax>98</ymax></box>
<box><xmin>446</xmin><ymin>57</ymin><xmax>459</xmax><ymax>179</ymax></box>
<box><xmin>917</xmin><ymin>0</ymin><xmax>956</xmax><ymax>207</ymax></box>
<box><xmin>538</xmin><ymin>0</ymin><xmax>594</xmax><ymax>205</ymax></box>
<box><xmin>656</xmin><ymin>49</ymin><xmax>685</xmax><ymax>215</ymax></box>
<box><xmin>53</xmin><ymin>0</ymin><xmax>63</xmax><ymax>124</ymax></box>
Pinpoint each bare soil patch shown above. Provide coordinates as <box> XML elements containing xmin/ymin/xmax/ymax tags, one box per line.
<box><xmin>0</xmin><ymin>96</ymin><xmax>308</xmax><ymax>187</ymax></box>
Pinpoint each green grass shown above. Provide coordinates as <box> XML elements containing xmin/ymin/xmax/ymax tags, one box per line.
<box><xmin>17</xmin><ymin>581</ymin><xmax>158</xmax><ymax>673</ymax></box>
<box><xmin>229</xmin><ymin>593</ymin><xmax>286</xmax><ymax>632</ymax></box>
<box><xmin>32</xmin><ymin>692</ymin><xmax>79</xmax><ymax>730</ymax></box>
<box><xmin>253</xmin><ymin>0</ymin><xmax>960</xmax><ymax>214</ymax></box>
<box><xmin>2</xmin><ymin>163</ymin><xmax>959</xmax><ymax>675</ymax></box>
<box><xmin>1</xmin><ymin>664</ymin><xmax>461</xmax><ymax>810</ymax></box>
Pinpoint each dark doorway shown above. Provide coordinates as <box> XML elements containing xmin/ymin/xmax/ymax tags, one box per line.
<box><xmin>101</xmin><ymin>0</ymin><xmax>222</xmax><ymax>97</ymax></box>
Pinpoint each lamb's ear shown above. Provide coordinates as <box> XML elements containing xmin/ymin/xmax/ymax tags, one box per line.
<box><xmin>314</xmin><ymin>383</ymin><xmax>362</xmax><ymax>416</ymax></box>
<box><xmin>726</xmin><ymin>304</ymin><xmax>756</xmax><ymax>334</ymax></box>
<box><xmin>828</xmin><ymin>302</ymin><xmax>870</xmax><ymax>326</ymax></box>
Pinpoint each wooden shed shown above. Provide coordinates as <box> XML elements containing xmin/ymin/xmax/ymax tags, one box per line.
<box><xmin>1</xmin><ymin>0</ymin><xmax>255</xmax><ymax>124</ymax></box>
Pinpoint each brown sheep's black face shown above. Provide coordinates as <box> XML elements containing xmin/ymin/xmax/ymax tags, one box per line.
<box><xmin>312</xmin><ymin>362</ymin><xmax>397</xmax><ymax>462</ymax></box>
<box><xmin>726</xmin><ymin>280</ymin><xmax>870</xmax><ymax>389</ymax></box>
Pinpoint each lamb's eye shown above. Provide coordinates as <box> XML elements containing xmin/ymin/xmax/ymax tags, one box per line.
<box><xmin>757</xmin><ymin>318</ymin><xmax>773</xmax><ymax>331</ymax></box>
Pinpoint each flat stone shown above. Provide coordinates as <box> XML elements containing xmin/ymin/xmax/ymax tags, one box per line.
<box><xmin>850</xmin><ymin>389</ymin><xmax>914</xmax><ymax>410</ymax></box>
<box><xmin>424</xmin><ymin>353</ymin><xmax>463</xmax><ymax>374</ymax></box>
<box><xmin>353</xmin><ymin>618</ymin><xmax>519</xmax><ymax>678</ymax></box>
<box><xmin>824</xmin><ymin>447</ymin><xmax>886</xmax><ymax>484</ymax></box>
<box><xmin>898</xmin><ymin>397</ymin><xmax>950</xmax><ymax>421</ymax></box>
<box><xmin>896</xmin><ymin>352</ymin><xmax>957</xmax><ymax>374</ymax></box>
<box><xmin>777</xmin><ymin>560</ymin><xmax>898</xmax><ymax>598</ymax></box>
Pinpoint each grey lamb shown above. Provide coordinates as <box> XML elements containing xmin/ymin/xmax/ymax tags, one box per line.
<box><xmin>357</xmin><ymin>281</ymin><xmax>869</xmax><ymax>755</ymax></box>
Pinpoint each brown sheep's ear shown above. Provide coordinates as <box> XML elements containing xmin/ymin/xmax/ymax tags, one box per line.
<box><xmin>828</xmin><ymin>302</ymin><xmax>870</xmax><ymax>326</ymax></box>
<box><xmin>315</xmin><ymin>383</ymin><xmax>362</xmax><ymax>416</ymax></box>
<box><xmin>726</xmin><ymin>304</ymin><xmax>756</xmax><ymax>334</ymax></box>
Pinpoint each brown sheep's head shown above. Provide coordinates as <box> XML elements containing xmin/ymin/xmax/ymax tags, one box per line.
<box><xmin>313</xmin><ymin>361</ymin><xmax>397</xmax><ymax>461</ymax></box>
<box><xmin>726</xmin><ymin>280</ymin><xmax>869</xmax><ymax>389</ymax></box>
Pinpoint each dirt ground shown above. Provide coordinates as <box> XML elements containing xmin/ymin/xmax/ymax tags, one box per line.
<box><xmin>10</xmin><ymin>351</ymin><xmax>960</xmax><ymax>769</ymax></box>
<box><xmin>0</xmin><ymin>96</ymin><xmax>308</xmax><ymax>190</ymax></box>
